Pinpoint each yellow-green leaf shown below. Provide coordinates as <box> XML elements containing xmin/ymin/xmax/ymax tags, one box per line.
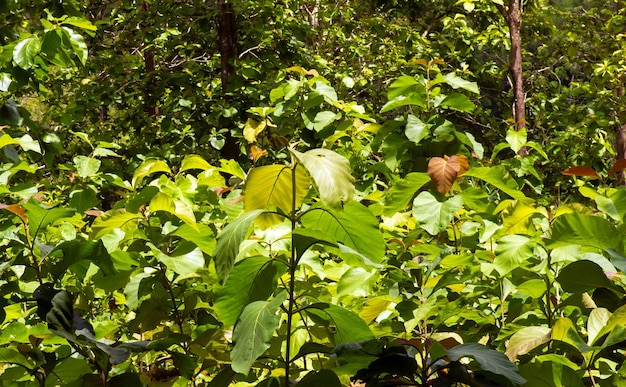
<box><xmin>180</xmin><ymin>154</ymin><xmax>214</xmax><ymax>172</ymax></box>
<box><xmin>244</xmin><ymin>164</ymin><xmax>310</xmax><ymax>228</ymax></box>
<box><xmin>243</xmin><ymin>118</ymin><xmax>267</xmax><ymax>143</ymax></box>
<box><xmin>132</xmin><ymin>160</ymin><xmax>171</xmax><ymax>189</ymax></box>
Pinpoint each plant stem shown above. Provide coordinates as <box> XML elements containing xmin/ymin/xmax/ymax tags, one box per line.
<box><xmin>285</xmin><ymin>160</ymin><xmax>299</xmax><ymax>387</ymax></box>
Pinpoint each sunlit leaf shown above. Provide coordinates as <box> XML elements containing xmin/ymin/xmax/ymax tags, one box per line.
<box><xmin>405</xmin><ymin>114</ymin><xmax>431</xmax><ymax>144</ymax></box>
<box><xmin>244</xmin><ymin>164</ymin><xmax>309</xmax><ymax>227</ymax></box>
<box><xmin>442</xmin><ymin>72</ymin><xmax>479</xmax><ymax>94</ymax></box>
<box><xmin>291</xmin><ymin>148</ymin><xmax>354</xmax><ymax>209</ymax></box>
<box><xmin>243</xmin><ymin>118</ymin><xmax>267</xmax><ymax>143</ymax></box>
<box><xmin>505</xmin><ymin>326</ymin><xmax>551</xmax><ymax>362</ymax></box>
<box><xmin>494</xmin><ymin>234</ymin><xmax>535</xmax><ymax>275</ymax></box>
<box><xmin>464</xmin><ymin>166</ymin><xmax>529</xmax><ymax>201</ymax></box>
<box><xmin>154</xmin><ymin>242</ymin><xmax>204</xmax><ymax>276</ymax></box>
<box><xmin>73</xmin><ymin>156</ymin><xmax>101</xmax><ymax>178</ymax></box>
<box><xmin>132</xmin><ymin>160</ymin><xmax>171</xmax><ymax>189</ymax></box>
<box><xmin>506</xmin><ymin>127</ymin><xmax>527</xmax><ymax>154</ymax></box>
<box><xmin>180</xmin><ymin>154</ymin><xmax>214</xmax><ymax>172</ymax></box>
<box><xmin>91</xmin><ymin>210</ymin><xmax>143</xmax><ymax>239</ymax></box>
<box><xmin>13</xmin><ymin>36</ymin><xmax>41</xmax><ymax>69</ymax></box>
<box><xmin>550</xmin><ymin>212</ymin><xmax>620</xmax><ymax>251</ymax></box>
<box><xmin>412</xmin><ymin>192</ymin><xmax>463</xmax><ymax>235</ymax></box>
<box><xmin>304</xmin><ymin>303</ymin><xmax>374</xmax><ymax>344</ymax></box>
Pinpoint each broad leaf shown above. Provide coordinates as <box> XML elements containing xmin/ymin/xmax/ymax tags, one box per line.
<box><xmin>387</xmin><ymin>75</ymin><xmax>423</xmax><ymax>100</ymax></box>
<box><xmin>132</xmin><ymin>160</ymin><xmax>171</xmax><ymax>189</ymax></box>
<box><xmin>91</xmin><ymin>210</ymin><xmax>143</xmax><ymax>239</ymax></box>
<box><xmin>505</xmin><ymin>326</ymin><xmax>551</xmax><ymax>361</ymax></box>
<box><xmin>291</xmin><ymin>148</ymin><xmax>354</xmax><ymax>209</ymax></box>
<box><xmin>244</xmin><ymin>164</ymin><xmax>309</xmax><ymax>227</ymax></box>
<box><xmin>443</xmin><ymin>72</ymin><xmax>479</xmax><ymax>93</ymax></box>
<box><xmin>382</xmin><ymin>172</ymin><xmax>431</xmax><ymax>216</ymax></box>
<box><xmin>494</xmin><ymin>235</ymin><xmax>535</xmax><ymax>275</ymax></box>
<box><xmin>439</xmin><ymin>93</ymin><xmax>474</xmax><ymax>112</ymax></box>
<box><xmin>588</xmin><ymin>308</ymin><xmax>611</xmax><ymax>345</ymax></box>
<box><xmin>447</xmin><ymin>343</ymin><xmax>526</xmax><ymax>385</ymax></box>
<box><xmin>412</xmin><ymin>192</ymin><xmax>463</xmax><ymax>235</ymax></box>
<box><xmin>518</xmin><ymin>355</ymin><xmax>584</xmax><ymax>387</ymax></box>
<box><xmin>180</xmin><ymin>154</ymin><xmax>214</xmax><ymax>172</ymax></box>
<box><xmin>609</xmin><ymin>159</ymin><xmax>626</xmax><ymax>176</ymax></box>
<box><xmin>13</xmin><ymin>36</ymin><xmax>41</xmax><ymax>69</ymax></box>
<box><xmin>214</xmin><ymin>256</ymin><xmax>284</xmax><ymax>327</ymax></box>
<box><xmin>301</xmin><ymin>202</ymin><xmax>385</xmax><ymax>265</ymax></box>
<box><xmin>214</xmin><ymin>209</ymin><xmax>264</xmax><ymax>282</ymax></box>
<box><xmin>154</xmin><ymin>242</ymin><xmax>205</xmax><ymax>276</ymax></box>
<box><xmin>231</xmin><ymin>292</ymin><xmax>287</xmax><ymax>375</ymax></box>
<box><xmin>405</xmin><ymin>114</ymin><xmax>430</xmax><ymax>144</ymax></box>
<box><xmin>556</xmin><ymin>260</ymin><xmax>612</xmax><ymax>293</ymax></box>
<box><xmin>464</xmin><ymin>166</ymin><xmax>528</xmax><ymax>201</ymax></box>
<box><xmin>550</xmin><ymin>212</ymin><xmax>620</xmax><ymax>251</ymax></box>
<box><xmin>552</xmin><ymin>318</ymin><xmax>590</xmax><ymax>353</ymax></box>
<box><xmin>591</xmin><ymin>304</ymin><xmax>626</xmax><ymax>347</ymax></box>
<box><xmin>304</xmin><ymin>303</ymin><xmax>374</xmax><ymax>344</ymax></box>
<box><xmin>73</xmin><ymin>156</ymin><xmax>101</xmax><ymax>178</ymax></box>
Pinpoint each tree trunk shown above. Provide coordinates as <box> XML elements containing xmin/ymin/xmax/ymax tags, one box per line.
<box><xmin>496</xmin><ymin>0</ymin><xmax>528</xmax><ymax>155</ymax></box>
<box><xmin>616</xmin><ymin>1</ymin><xmax>626</xmax><ymax>184</ymax></box>
<box><xmin>215</xmin><ymin>0</ymin><xmax>240</xmax><ymax>159</ymax></box>
<box><xmin>216</xmin><ymin>0</ymin><xmax>237</xmax><ymax>92</ymax></box>
<box><xmin>139</xmin><ymin>1</ymin><xmax>157</xmax><ymax>130</ymax></box>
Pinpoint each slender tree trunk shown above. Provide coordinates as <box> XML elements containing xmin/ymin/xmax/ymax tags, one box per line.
<box><xmin>616</xmin><ymin>1</ymin><xmax>626</xmax><ymax>184</ymax></box>
<box><xmin>215</xmin><ymin>0</ymin><xmax>240</xmax><ymax>159</ymax></box>
<box><xmin>496</xmin><ymin>0</ymin><xmax>528</xmax><ymax>155</ymax></box>
<box><xmin>139</xmin><ymin>1</ymin><xmax>157</xmax><ymax>131</ymax></box>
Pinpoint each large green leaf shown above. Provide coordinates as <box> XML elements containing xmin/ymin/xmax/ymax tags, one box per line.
<box><xmin>214</xmin><ymin>209</ymin><xmax>264</xmax><ymax>282</ymax></box>
<box><xmin>412</xmin><ymin>192</ymin><xmax>463</xmax><ymax>235</ymax></box>
<box><xmin>23</xmin><ymin>200</ymin><xmax>75</xmax><ymax>239</ymax></box>
<box><xmin>550</xmin><ymin>212</ymin><xmax>620</xmax><ymax>251</ymax></box>
<box><xmin>382</xmin><ymin>172</ymin><xmax>431</xmax><ymax>216</ymax></box>
<box><xmin>464</xmin><ymin>166</ymin><xmax>528</xmax><ymax>201</ymax></box>
<box><xmin>304</xmin><ymin>303</ymin><xmax>374</xmax><ymax>344</ymax></box>
<box><xmin>556</xmin><ymin>260</ymin><xmax>613</xmax><ymax>293</ymax></box>
<box><xmin>442</xmin><ymin>72</ymin><xmax>479</xmax><ymax>94</ymax></box>
<box><xmin>214</xmin><ymin>256</ymin><xmax>284</xmax><ymax>327</ymax></box>
<box><xmin>301</xmin><ymin>202</ymin><xmax>385</xmax><ymax>265</ymax></box>
<box><xmin>231</xmin><ymin>292</ymin><xmax>287</xmax><ymax>375</ymax></box>
<box><xmin>13</xmin><ymin>36</ymin><xmax>41</xmax><ymax>69</ymax></box>
<box><xmin>172</xmin><ymin>223</ymin><xmax>216</xmax><ymax>256</ymax></box>
<box><xmin>446</xmin><ymin>343</ymin><xmax>526</xmax><ymax>385</ymax></box>
<box><xmin>291</xmin><ymin>148</ymin><xmax>354</xmax><ymax>209</ymax></box>
<box><xmin>592</xmin><ymin>304</ymin><xmax>626</xmax><ymax>347</ymax></box>
<box><xmin>439</xmin><ymin>93</ymin><xmax>474</xmax><ymax>112</ymax></box>
<box><xmin>387</xmin><ymin>75</ymin><xmax>423</xmax><ymax>100</ymax></box>
<box><xmin>244</xmin><ymin>164</ymin><xmax>310</xmax><ymax>227</ymax></box>
<box><xmin>494</xmin><ymin>235</ymin><xmax>535</xmax><ymax>275</ymax></box>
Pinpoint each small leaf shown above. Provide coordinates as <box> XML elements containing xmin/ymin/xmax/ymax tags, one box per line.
<box><xmin>250</xmin><ymin>145</ymin><xmax>268</xmax><ymax>162</ymax></box>
<box><xmin>62</xmin><ymin>17</ymin><xmax>97</xmax><ymax>32</ymax></box>
<box><xmin>214</xmin><ymin>209</ymin><xmax>264</xmax><ymax>282</ymax></box>
<box><xmin>561</xmin><ymin>166</ymin><xmax>600</xmax><ymax>179</ymax></box>
<box><xmin>506</xmin><ymin>127</ymin><xmax>527</xmax><ymax>154</ymax></box>
<box><xmin>313</xmin><ymin>111</ymin><xmax>340</xmax><ymax>132</ymax></box>
<box><xmin>291</xmin><ymin>148</ymin><xmax>354</xmax><ymax>209</ymax></box>
<box><xmin>231</xmin><ymin>293</ymin><xmax>287</xmax><ymax>375</ymax></box>
<box><xmin>464</xmin><ymin>166</ymin><xmax>528</xmax><ymax>201</ymax></box>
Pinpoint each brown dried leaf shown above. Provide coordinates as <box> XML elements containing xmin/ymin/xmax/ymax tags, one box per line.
<box><xmin>249</xmin><ymin>145</ymin><xmax>268</xmax><ymax>163</ymax></box>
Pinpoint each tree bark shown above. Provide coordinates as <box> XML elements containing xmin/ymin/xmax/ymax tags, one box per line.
<box><xmin>496</xmin><ymin>0</ymin><xmax>528</xmax><ymax>155</ymax></box>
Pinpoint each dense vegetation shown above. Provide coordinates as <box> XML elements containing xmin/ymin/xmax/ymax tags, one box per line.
<box><xmin>2</xmin><ymin>0</ymin><xmax>626</xmax><ymax>386</ymax></box>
